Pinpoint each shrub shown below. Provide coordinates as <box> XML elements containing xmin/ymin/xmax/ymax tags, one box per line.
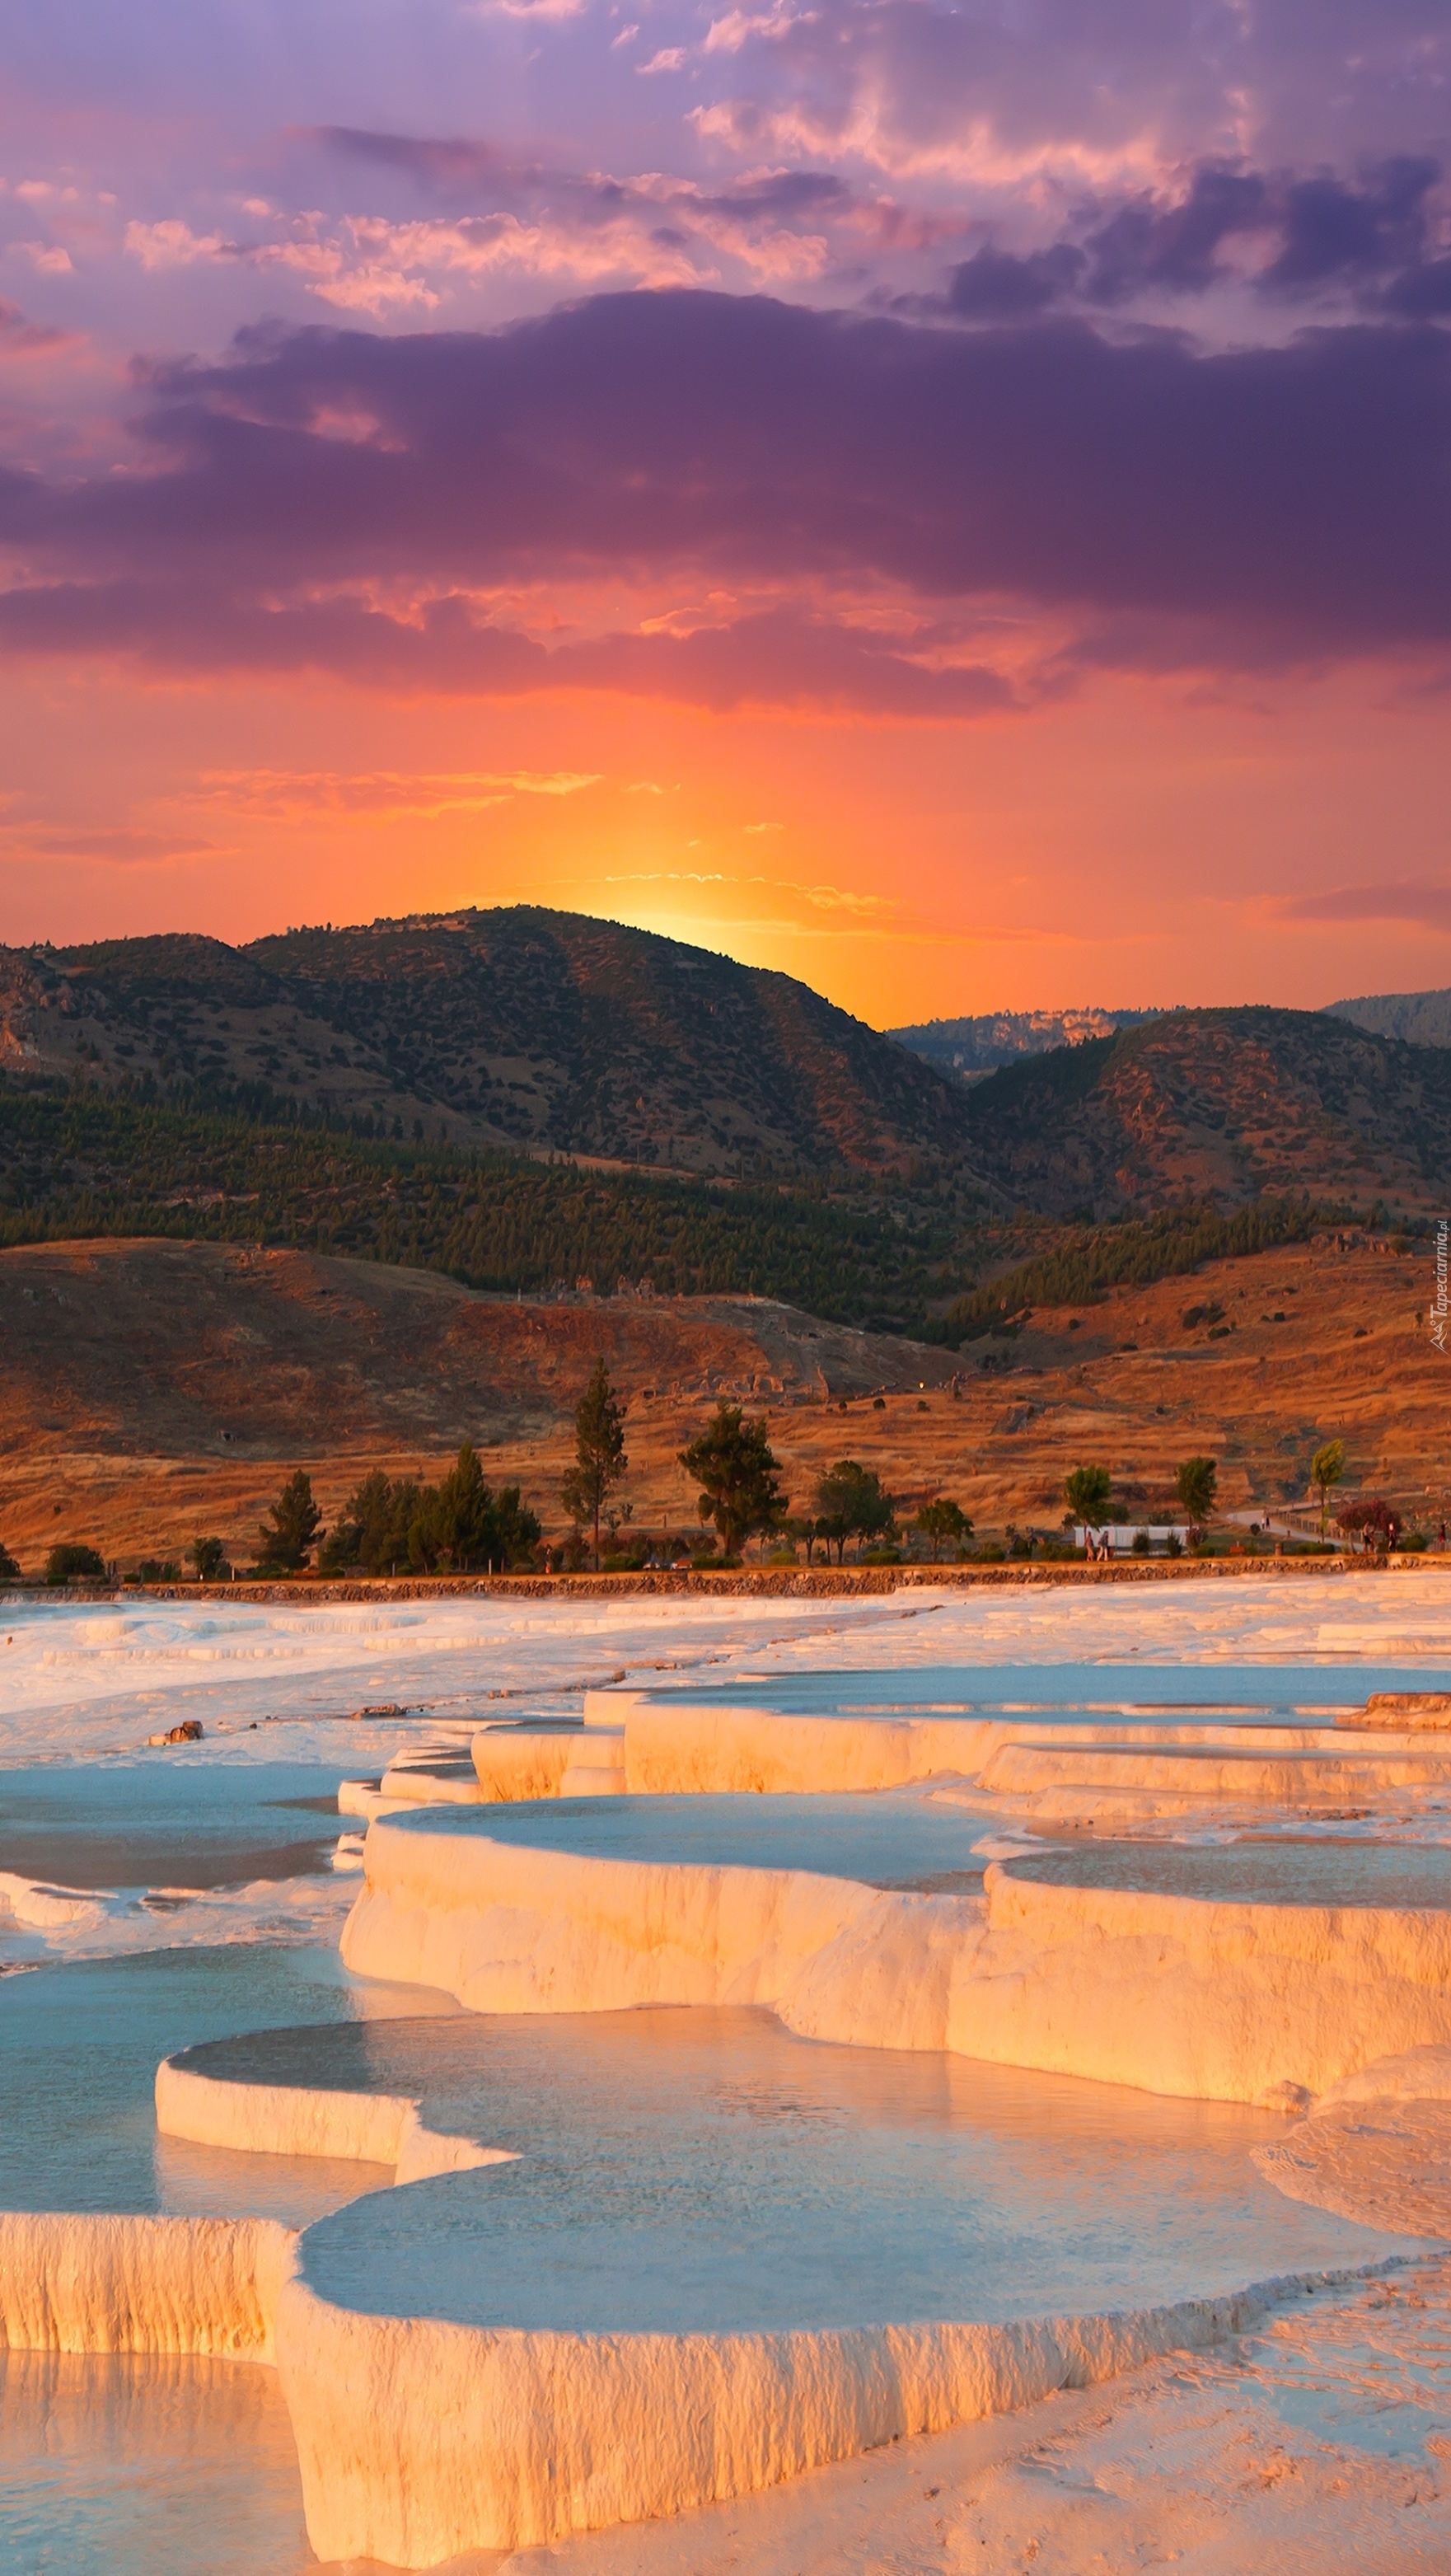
<box><xmin>1131</xmin><ymin>1529</ymin><xmax>1151</xmax><ymax>1555</ymax></box>
<box><xmin>0</xmin><ymin>1538</ymin><xmax>20</xmax><ymax>1582</ymax></box>
<box><xmin>45</xmin><ymin>1542</ymin><xmax>106</xmax><ymax>1584</ymax></box>
<box><xmin>601</xmin><ymin>1532</ymin><xmax>651</xmax><ymax>1573</ymax></box>
<box><xmin>1338</xmin><ymin>1496</ymin><xmax>1403</xmax><ymax>1551</ymax></box>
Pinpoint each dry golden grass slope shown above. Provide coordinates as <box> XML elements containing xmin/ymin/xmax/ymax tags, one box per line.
<box><xmin>0</xmin><ymin>1234</ymin><xmax>1443</xmax><ymax>1570</ymax></box>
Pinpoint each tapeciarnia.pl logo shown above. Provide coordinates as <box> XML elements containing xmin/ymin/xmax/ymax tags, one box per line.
<box><xmin>1434</xmin><ymin>1220</ymin><xmax>1449</xmax><ymax>1354</ymax></box>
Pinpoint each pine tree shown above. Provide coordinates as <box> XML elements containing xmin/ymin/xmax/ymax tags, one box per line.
<box><xmin>561</xmin><ymin>1360</ymin><xmax>629</xmax><ymax>1570</ymax></box>
<box><xmin>680</xmin><ymin>1403</ymin><xmax>787</xmax><ymax>1559</ymax></box>
<box><xmin>255</xmin><ymin>1469</ymin><xmax>324</xmax><ymax>1572</ymax></box>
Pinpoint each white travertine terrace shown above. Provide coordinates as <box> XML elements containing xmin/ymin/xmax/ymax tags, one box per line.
<box><xmin>0</xmin><ymin>2200</ymin><xmax>1402</xmax><ymax>2564</ymax></box>
<box><xmin>272</xmin><ymin>2265</ymin><xmax>1392</xmax><ymax>2566</ymax></box>
<box><xmin>1251</xmin><ymin>2043</ymin><xmax>1451</xmax><ymax>2241</ymax></box>
<box><xmin>598</xmin><ymin>1685</ymin><xmax>1451</xmax><ymax>1817</ymax></box>
<box><xmin>470</xmin><ymin>1721</ymin><xmax>626</xmax><ymax>1801</ymax></box>
<box><xmin>12</xmin><ymin>1594</ymin><xmax>1451</xmax><ymax>2568</ymax></box>
<box><xmin>964</xmin><ymin>1868</ymin><xmax>1451</xmax><ymax>2100</ymax></box>
<box><xmin>340</xmin><ymin>1722</ymin><xmax>630</xmax><ymax>1820</ymax></box>
<box><xmin>0</xmin><ymin>2212</ymin><xmax>295</xmax><ymax>2359</ymax></box>
<box><xmin>340</xmin><ymin>1815</ymin><xmax>1451</xmax><ymax>2103</ymax></box>
<box><xmin>155</xmin><ymin>2054</ymin><xmax>508</xmax><ymax>2183</ymax></box>
<box><xmin>606</xmin><ymin>1688</ymin><xmax>999</xmax><ymax>1795</ymax></box>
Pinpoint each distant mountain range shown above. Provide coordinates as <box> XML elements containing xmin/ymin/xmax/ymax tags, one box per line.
<box><xmin>894</xmin><ymin>986</ymin><xmax>1451</xmax><ymax>1079</ymax></box>
<box><xmin>1325</xmin><ymin>986</ymin><xmax>1451</xmax><ymax>1047</ymax></box>
<box><xmin>6</xmin><ymin>920</ymin><xmax>1451</xmax><ymax>1286</ymax></box>
<box><xmin>0</xmin><ymin>910</ymin><xmax>971</xmax><ymax>1179</ymax></box>
<box><xmin>889</xmin><ymin>1005</ymin><xmax>1164</xmax><ymax>1078</ymax></box>
<box><xmin>961</xmin><ymin>1006</ymin><xmax>1451</xmax><ymax>1218</ymax></box>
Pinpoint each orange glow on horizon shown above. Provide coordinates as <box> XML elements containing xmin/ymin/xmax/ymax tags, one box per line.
<box><xmin>3</xmin><ymin>656</ymin><xmax>1449</xmax><ymax>1028</ymax></box>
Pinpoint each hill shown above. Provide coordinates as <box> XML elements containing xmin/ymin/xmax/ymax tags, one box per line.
<box><xmin>0</xmin><ymin>1089</ymin><xmax>954</xmax><ymax>1330</ymax></box>
<box><xmin>1327</xmin><ymin>986</ymin><xmax>1451</xmax><ymax>1048</ymax></box>
<box><xmin>5</xmin><ymin>925</ymin><xmax>1447</xmax><ymax>1348</ymax></box>
<box><xmin>960</xmin><ymin>1007</ymin><xmax>1451</xmax><ymax>1219</ymax></box>
<box><xmin>0</xmin><ymin>1234</ymin><xmax>1437</xmax><ymax>1569</ymax></box>
<box><xmin>0</xmin><ymin>909</ymin><xmax>971</xmax><ymax>1179</ymax></box>
<box><xmin>890</xmin><ymin>1006</ymin><xmax>1162</xmax><ymax>1080</ymax></box>
<box><xmin>0</xmin><ymin>1239</ymin><xmax>953</xmax><ymax>1468</ymax></box>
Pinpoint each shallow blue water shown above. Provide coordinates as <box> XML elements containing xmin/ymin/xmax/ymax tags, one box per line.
<box><xmin>1003</xmin><ymin>1838</ymin><xmax>1451</xmax><ymax>1909</ymax></box>
<box><xmin>394</xmin><ymin>1789</ymin><xmax>1004</xmax><ymax>1887</ymax></box>
<box><xmin>0</xmin><ymin>2348</ymin><xmax>313</xmax><ymax>2576</ymax></box>
<box><xmin>0</xmin><ymin>1943</ymin><xmax>423</xmax><ymax>2222</ymax></box>
<box><xmin>0</xmin><ymin>1763</ymin><xmax>352</xmax><ymax>1891</ymax></box>
<box><xmin>641</xmin><ymin>1662</ymin><xmax>1451</xmax><ymax>1716</ymax></box>
<box><xmin>280</xmin><ymin>2006</ymin><xmax>1412</xmax><ymax>2335</ymax></box>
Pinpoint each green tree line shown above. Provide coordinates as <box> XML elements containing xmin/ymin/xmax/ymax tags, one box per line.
<box><xmin>928</xmin><ymin>1201</ymin><xmax>1354</xmax><ymax>1346</ymax></box>
<box><xmin>0</xmin><ymin>1081</ymin><xmax>945</xmax><ymax>1325</ymax></box>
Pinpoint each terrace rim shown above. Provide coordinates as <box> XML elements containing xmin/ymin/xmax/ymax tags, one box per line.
<box><xmin>2</xmin><ymin>1555</ymin><xmax>1444</xmax><ymax>1605</ymax></box>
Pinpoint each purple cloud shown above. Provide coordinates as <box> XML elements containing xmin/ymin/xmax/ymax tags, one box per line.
<box><xmin>0</xmin><ymin>579</ymin><xmax>1012</xmax><ymax>714</ymax></box>
<box><xmin>924</xmin><ymin>156</ymin><xmax>1447</xmax><ymax>321</ymax></box>
<box><xmin>318</xmin><ymin>128</ymin><xmax>856</xmax><ymax>229</ymax></box>
<box><xmin>1281</xmin><ymin>880</ymin><xmax>1451</xmax><ymax>930</ymax></box>
<box><xmin>0</xmin><ymin>288</ymin><xmax>1447</xmax><ymax>705</ymax></box>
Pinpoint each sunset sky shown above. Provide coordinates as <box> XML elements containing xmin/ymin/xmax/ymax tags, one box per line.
<box><xmin>1</xmin><ymin>0</ymin><xmax>1449</xmax><ymax>1026</ymax></box>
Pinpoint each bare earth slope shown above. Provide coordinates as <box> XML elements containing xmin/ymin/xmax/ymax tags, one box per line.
<box><xmin>0</xmin><ymin>910</ymin><xmax>971</xmax><ymax>1178</ymax></box>
<box><xmin>0</xmin><ymin>1233</ymin><xmax>1439</xmax><ymax>1567</ymax></box>
<box><xmin>964</xmin><ymin>1006</ymin><xmax>1451</xmax><ymax>1215</ymax></box>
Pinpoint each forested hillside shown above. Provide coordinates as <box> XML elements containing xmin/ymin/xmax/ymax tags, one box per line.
<box><xmin>0</xmin><ymin>1086</ymin><xmax>953</xmax><ymax>1328</ymax></box>
<box><xmin>0</xmin><ymin>908</ymin><xmax>972</xmax><ymax>1178</ymax></box>
<box><xmin>961</xmin><ymin>1007</ymin><xmax>1451</xmax><ymax>1219</ymax></box>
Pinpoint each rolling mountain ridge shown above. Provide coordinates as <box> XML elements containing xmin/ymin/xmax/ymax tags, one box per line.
<box><xmin>1326</xmin><ymin>986</ymin><xmax>1451</xmax><ymax>1048</ymax></box>
<box><xmin>961</xmin><ymin>1006</ymin><xmax>1451</xmax><ymax>1218</ymax></box>
<box><xmin>890</xmin><ymin>1005</ymin><xmax>1163</xmax><ymax>1079</ymax></box>
<box><xmin>896</xmin><ymin>986</ymin><xmax>1451</xmax><ymax>1082</ymax></box>
<box><xmin>6</xmin><ymin>915</ymin><xmax>1451</xmax><ymax>1264</ymax></box>
<box><xmin>0</xmin><ymin>910</ymin><xmax>972</xmax><ymax>1179</ymax></box>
